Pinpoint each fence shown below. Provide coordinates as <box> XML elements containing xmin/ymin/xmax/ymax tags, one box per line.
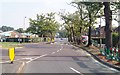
<box><xmin>1</xmin><ymin>37</ymin><xmax>49</xmax><ymax>43</ymax></box>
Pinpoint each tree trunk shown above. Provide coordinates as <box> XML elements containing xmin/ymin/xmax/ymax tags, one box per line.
<box><xmin>87</xmin><ymin>13</ymin><xmax>92</xmax><ymax>47</ymax></box>
<box><xmin>118</xmin><ymin>9</ymin><xmax>120</xmax><ymax>49</ymax></box>
<box><xmin>69</xmin><ymin>29</ymin><xmax>73</xmax><ymax>42</ymax></box>
<box><xmin>103</xmin><ymin>2</ymin><xmax>112</xmax><ymax>49</ymax></box>
<box><xmin>87</xmin><ymin>26</ymin><xmax>92</xmax><ymax>46</ymax></box>
<box><xmin>71</xmin><ymin>27</ymin><xmax>75</xmax><ymax>42</ymax></box>
<box><xmin>118</xmin><ymin>25</ymin><xmax>120</xmax><ymax>49</ymax></box>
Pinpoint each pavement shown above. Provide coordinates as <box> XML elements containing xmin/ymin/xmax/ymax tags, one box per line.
<box><xmin>72</xmin><ymin>43</ymin><xmax>120</xmax><ymax>71</ymax></box>
<box><xmin>1</xmin><ymin>38</ymin><xmax>120</xmax><ymax>75</ymax></box>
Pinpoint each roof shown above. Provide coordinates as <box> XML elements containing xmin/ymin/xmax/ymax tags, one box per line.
<box><xmin>0</xmin><ymin>31</ymin><xmax>20</xmax><ymax>36</ymax></box>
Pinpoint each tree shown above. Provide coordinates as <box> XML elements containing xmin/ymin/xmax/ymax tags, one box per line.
<box><xmin>103</xmin><ymin>2</ymin><xmax>113</xmax><ymax>49</ymax></box>
<box><xmin>115</xmin><ymin>2</ymin><xmax>120</xmax><ymax>49</ymax></box>
<box><xmin>16</xmin><ymin>28</ymin><xmax>24</xmax><ymax>33</ymax></box>
<box><xmin>72</xmin><ymin>2</ymin><xmax>103</xmax><ymax>46</ymax></box>
<box><xmin>59</xmin><ymin>9</ymin><xmax>88</xmax><ymax>44</ymax></box>
<box><xmin>26</xmin><ymin>12</ymin><xmax>59</xmax><ymax>38</ymax></box>
<box><xmin>0</xmin><ymin>26</ymin><xmax>14</xmax><ymax>32</ymax></box>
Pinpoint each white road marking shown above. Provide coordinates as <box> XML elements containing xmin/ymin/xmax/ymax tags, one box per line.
<box><xmin>57</xmin><ymin>50</ymin><xmax>59</xmax><ymax>52</ymax></box>
<box><xmin>17</xmin><ymin>62</ymin><xmax>25</xmax><ymax>73</ymax></box>
<box><xmin>21</xmin><ymin>57</ymin><xmax>33</xmax><ymax>60</ymax></box>
<box><xmin>70</xmin><ymin>67</ymin><xmax>83</xmax><ymax>74</ymax></box>
<box><xmin>60</xmin><ymin>49</ymin><xmax>62</xmax><ymax>51</ymax></box>
<box><xmin>26</xmin><ymin>54</ymin><xmax>47</xmax><ymax>64</ymax></box>
<box><xmin>0</xmin><ymin>60</ymin><xmax>10</xmax><ymax>64</ymax></box>
<box><xmin>91</xmin><ymin>57</ymin><xmax>119</xmax><ymax>72</ymax></box>
<box><xmin>52</xmin><ymin>52</ymin><xmax>55</xmax><ymax>54</ymax></box>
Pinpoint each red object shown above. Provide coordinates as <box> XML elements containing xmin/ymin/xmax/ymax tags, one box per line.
<box><xmin>110</xmin><ymin>48</ymin><xmax>112</xmax><ymax>51</ymax></box>
<box><xmin>118</xmin><ymin>50</ymin><xmax>120</xmax><ymax>53</ymax></box>
<box><xmin>114</xmin><ymin>48</ymin><xmax>116</xmax><ymax>53</ymax></box>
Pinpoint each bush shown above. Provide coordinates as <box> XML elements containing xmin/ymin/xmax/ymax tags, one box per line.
<box><xmin>112</xmin><ymin>32</ymin><xmax>119</xmax><ymax>47</ymax></box>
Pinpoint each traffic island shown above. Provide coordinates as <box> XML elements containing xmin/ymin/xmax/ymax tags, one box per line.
<box><xmin>72</xmin><ymin>43</ymin><xmax>120</xmax><ymax>71</ymax></box>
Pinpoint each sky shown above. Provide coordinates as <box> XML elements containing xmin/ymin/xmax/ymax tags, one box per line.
<box><xmin>0</xmin><ymin>0</ymin><xmax>119</xmax><ymax>30</ymax></box>
<box><xmin>0</xmin><ymin>0</ymin><xmax>76</xmax><ymax>30</ymax></box>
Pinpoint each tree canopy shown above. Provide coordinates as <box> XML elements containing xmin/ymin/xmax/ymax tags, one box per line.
<box><xmin>0</xmin><ymin>26</ymin><xmax>14</xmax><ymax>32</ymax></box>
<box><xmin>26</xmin><ymin>12</ymin><xmax>60</xmax><ymax>37</ymax></box>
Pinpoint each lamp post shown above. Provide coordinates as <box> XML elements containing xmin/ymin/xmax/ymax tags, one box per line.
<box><xmin>23</xmin><ymin>16</ymin><xmax>26</xmax><ymax>30</ymax></box>
<box><xmin>23</xmin><ymin>16</ymin><xmax>26</xmax><ymax>42</ymax></box>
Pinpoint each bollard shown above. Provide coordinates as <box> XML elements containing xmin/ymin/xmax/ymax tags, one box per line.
<box><xmin>8</xmin><ymin>48</ymin><xmax>15</xmax><ymax>64</ymax></box>
<box><xmin>52</xmin><ymin>38</ymin><xmax>54</xmax><ymax>43</ymax></box>
<box><xmin>48</xmin><ymin>38</ymin><xmax>50</xmax><ymax>43</ymax></box>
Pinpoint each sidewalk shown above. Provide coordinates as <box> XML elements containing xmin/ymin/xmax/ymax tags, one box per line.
<box><xmin>72</xmin><ymin>43</ymin><xmax>120</xmax><ymax>71</ymax></box>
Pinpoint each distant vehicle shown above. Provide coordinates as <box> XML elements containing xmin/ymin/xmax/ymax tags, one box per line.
<box><xmin>60</xmin><ymin>38</ymin><xmax>63</xmax><ymax>40</ymax></box>
<box><xmin>82</xmin><ymin>35</ymin><xmax>88</xmax><ymax>45</ymax></box>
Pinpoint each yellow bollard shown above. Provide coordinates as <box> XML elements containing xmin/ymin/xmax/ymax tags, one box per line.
<box><xmin>8</xmin><ymin>48</ymin><xmax>15</xmax><ymax>64</ymax></box>
<box><xmin>48</xmin><ymin>38</ymin><xmax>50</xmax><ymax>43</ymax></box>
<box><xmin>52</xmin><ymin>38</ymin><xmax>54</xmax><ymax>43</ymax></box>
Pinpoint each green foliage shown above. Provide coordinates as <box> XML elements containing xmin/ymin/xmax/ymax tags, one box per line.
<box><xmin>26</xmin><ymin>12</ymin><xmax>59</xmax><ymax>37</ymax></box>
<box><xmin>15</xmin><ymin>28</ymin><xmax>24</xmax><ymax>33</ymax></box>
<box><xmin>0</xmin><ymin>26</ymin><xmax>14</xmax><ymax>32</ymax></box>
<box><xmin>58</xmin><ymin>29</ymin><xmax>68</xmax><ymax>38</ymax></box>
<box><xmin>112</xmin><ymin>32</ymin><xmax>119</xmax><ymax>47</ymax></box>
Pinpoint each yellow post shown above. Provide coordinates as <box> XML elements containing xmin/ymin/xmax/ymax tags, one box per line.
<box><xmin>48</xmin><ymin>37</ymin><xmax>50</xmax><ymax>43</ymax></box>
<box><xmin>52</xmin><ymin>38</ymin><xmax>54</xmax><ymax>43</ymax></box>
<box><xmin>8</xmin><ymin>48</ymin><xmax>15</xmax><ymax>64</ymax></box>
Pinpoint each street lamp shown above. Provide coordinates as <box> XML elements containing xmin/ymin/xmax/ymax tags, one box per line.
<box><xmin>23</xmin><ymin>16</ymin><xmax>26</xmax><ymax>42</ymax></box>
<box><xmin>23</xmin><ymin>16</ymin><xmax>27</xmax><ymax>30</ymax></box>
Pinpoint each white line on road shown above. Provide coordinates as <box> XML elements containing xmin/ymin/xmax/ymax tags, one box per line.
<box><xmin>57</xmin><ymin>50</ymin><xmax>59</xmax><ymax>52</ymax></box>
<box><xmin>70</xmin><ymin>67</ymin><xmax>83</xmax><ymax>75</ymax></box>
<box><xmin>26</xmin><ymin>54</ymin><xmax>48</xmax><ymax>64</ymax></box>
<box><xmin>0</xmin><ymin>60</ymin><xmax>10</xmax><ymax>64</ymax></box>
<box><xmin>17</xmin><ymin>62</ymin><xmax>25</xmax><ymax>73</ymax></box>
<box><xmin>52</xmin><ymin>52</ymin><xmax>55</xmax><ymax>54</ymax></box>
<box><xmin>91</xmin><ymin>57</ymin><xmax>119</xmax><ymax>72</ymax></box>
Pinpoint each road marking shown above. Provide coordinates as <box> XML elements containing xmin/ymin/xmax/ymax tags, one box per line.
<box><xmin>57</xmin><ymin>50</ymin><xmax>59</xmax><ymax>52</ymax></box>
<box><xmin>52</xmin><ymin>52</ymin><xmax>55</xmax><ymax>54</ymax></box>
<box><xmin>0</xmin><ymin>60</ymin><xmax>10</xmax><ymax>64</ymax></box>
<box><xmin>17</xmin><ymin>62</ymin><xmax>25</xmax><ymax>73</ymax></box>
<box><xmin>70</xmin><ymin>67</ymin><xmax>83</xmax><ymax>75</ymax></box>
<box><xmin>60</xmin><ymin>49</ymin><xmax>62</xmax><ymax>51</ymax></box>
<box><xmin>91</xmin><ymin>57</ymin><xmax>119</xmax><ymax>72</ymax></box>
<box><xmin>21</xmin><ymin>57</ymin><xmax>33</xmax><ymax>60</ymax></box>
<box><xmin>26</xmin><ymin>54</ymin><xmax>47</xmax><ymax>63</ymax></box>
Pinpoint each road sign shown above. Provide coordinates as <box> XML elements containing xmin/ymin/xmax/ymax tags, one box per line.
<box><xmin>8</xmin><ymin>48</ymin><xmax>15</xmax><ymax>64</ymax></box>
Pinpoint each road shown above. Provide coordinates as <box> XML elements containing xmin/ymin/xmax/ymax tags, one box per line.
<box><xmin>1</xmin><ymin>38</ymin><xmax>120</xmax><ymax>75</ymax></box>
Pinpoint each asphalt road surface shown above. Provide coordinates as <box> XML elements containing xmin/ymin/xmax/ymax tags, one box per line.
<box><xmin>1</xmin><ymin>38</ymin><xmax>120</xmax><ymax>75</ymax></box>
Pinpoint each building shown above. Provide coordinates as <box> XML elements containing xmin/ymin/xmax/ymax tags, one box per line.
<box><xmin>113</xmin><ymin>26</ymin><xmax>120</xmax><ymax>33</ymax></box>
<box><xmin>0</xmin><ymin>31</ymin><xmax>22</xmax><ymax>38</ymax></box>
<box><xmin>91</xmin><ymin>26</ymin><xmax>105</xmax><ymax>38</ymax></box>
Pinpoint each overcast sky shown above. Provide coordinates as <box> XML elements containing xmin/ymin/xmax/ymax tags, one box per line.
<box><xmin>0</xmin><ymin>0</ymin><xmax>77</xmax><ymax>29</ymax></box>
<box><xmin>0</xmin><ymin>0</ymin><xmax>119</xmax><ymax>30</ymax></box>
